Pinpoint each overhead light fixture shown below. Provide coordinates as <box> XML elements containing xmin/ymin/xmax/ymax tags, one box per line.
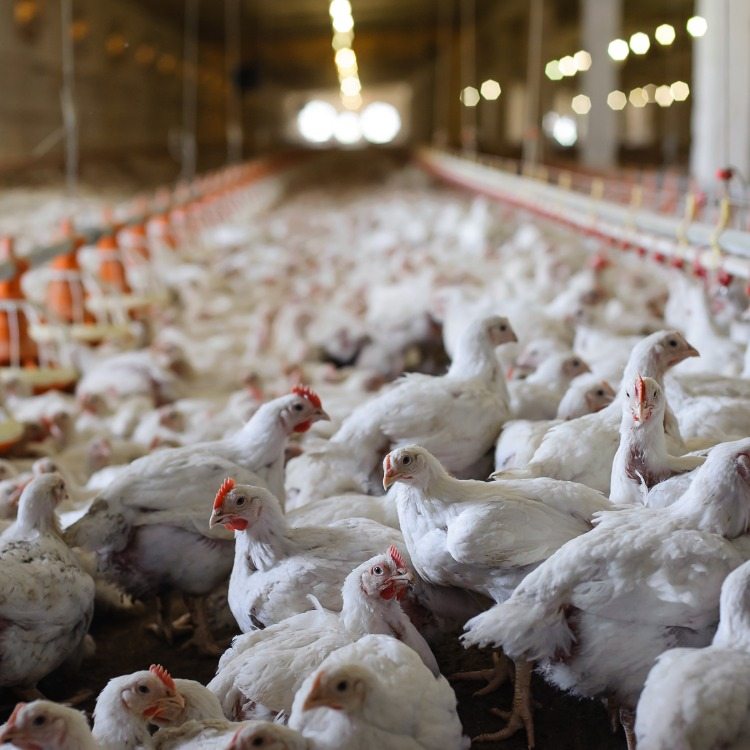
<box><xmin>571</xmin><ymin>94</ymin><xmax>591</xmax><ymax>115</ymax></box>
<box><xmin>329</xmin><ymin>0</ymin><xmax>351</xmax><ymax>18</ymax></box>
<box><xmin>654</xmin><ymin>23</ymin><xmax>675</xmax><ymax>45</ymax></box>
<box><xmin>460</xmin><ymin>86</ymin><xmax>480</xmax><ymax>107</ymax></box>
<box><xmin>545</xmin><ymin>60</ymin><xmax>563</xmax><ymax>81</ymax></box>
<box><xmin>629</xmin><ymin>32</ymin><xmax>650</xmax><ymax>55</ymax></box>
<box><xmin>558</xmin><ymin>55</ymin><xmax>577</xmax><ymax>76</ymax></box>
<box><xmin>334</xmin><ymin>111</ymin><xmax>362</xmax><ymax>144</ymax></box>
<box><xmin>608</xmin><ymin>39</ymin><xmax>629</xmax><ymax>61</ymax></box>
<box><xmin>361</xmin><ymin>102</ymin><xmax>401</xmax><ymax>144</ymax></box>
<box><xmin>686</xmin><ymin>16</ymin><xmax>708</xmax><ymax>37</ymax></box>
<box><xmin>340</xmin><ymin>75</ymin><xmax>361</xmax><ymax>96</ymax></box>
<box><xmin>335</xmin><ymin>47</ymin><xmax>356</xmax><ymax>70</ymax></box>
<box><xmin>655</xmin><ymin>85</ymin><xmax>674</xmax><ymax>107</ymax></box>
<box><xmin>573</xmin><ymin>50</ymin><xmax>592</xmax><ymax>71</ymax></box>
<box><xmin>670</xmin><ymin>80</ymin><xmax>690</xmax><ymax>101</ymax></box>
<box><xmin>607</xmin><ymin>90</ymin><xmax>627</xmax><ymax>110</ymax></box>
<box><xmin>480</xmin><ymin>79</ymin><xmax>501</xmax><ymax>100</ymax></box>
<box><xmin>297</xmin><ymin>100</ymin><xmax>337</xmax><ymax>143</ymax></box>
<box><xmin>628</xmin><ymin>87</ymin><xmax>647</xmax><ymax>108</ymax></box>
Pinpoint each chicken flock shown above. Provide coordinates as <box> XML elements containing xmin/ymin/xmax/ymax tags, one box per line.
<box><xmin>1</xmin><ymin>160</ymin><xmax>750</xmax><ymax>750</ymax></box>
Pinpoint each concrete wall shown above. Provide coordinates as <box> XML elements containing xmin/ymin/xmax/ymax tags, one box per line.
<box><xmin>0</xmin><ymin>0</ymin><xmax>227</xmax><ymax>180</ymax></box>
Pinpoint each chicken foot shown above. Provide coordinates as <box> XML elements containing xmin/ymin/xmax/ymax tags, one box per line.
<box><xmin>473</xmin><ymin>659</ymin><xmax>535</xmax><ymax>750</ymax></box>
<box><xmin>450</xmin><ymin>650</ymin><xmax>512</xmax><ymax>696</ymax></box>
<box><xmin>178</xmin><ymin>594</ymin><xmax>224</xmax><ymax>657</ymax></box>
<box><xmin>146</xmin><ymin>593</ymin><xmax>190</xmax><ymax>644</ymax></box>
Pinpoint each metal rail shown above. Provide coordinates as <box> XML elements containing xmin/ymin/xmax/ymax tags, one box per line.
<box><xmin>416</xmin><ymin>147</ymin><xmax>750</xmax><ymax>280</ymax></box>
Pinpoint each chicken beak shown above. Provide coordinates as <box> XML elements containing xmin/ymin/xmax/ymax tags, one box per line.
<box><xmin>143</xmin><ymin>693</ymin><xmax>186</xmax><ymax>722</ymax></box>
<box><xmin>684</xmin><ymin>343</ymin><xmax>700</xmax><ymax>359</ymax></box>
<box><xmin>302</xmin><ymin>673</ymin><xmax>337</xmax><ymax>712</ymax></box>
<box><xmin>208</xmin><ymin>508</ymin><xmax>224</xmax><ymax>528</ymax></box>
<box><xmin>0</xmin><ymin>728</ymin><xmax>20</xmax><ymax>746</ymax></box>
<box><xmin>315</xmin><ymin>408</ymin><xmax>331</xmax><ymax>422</ymax></box>
<box><xmin>383</xmin><ymin>470</ymin><xmax>398</xmax><ymax>490</ymax></box>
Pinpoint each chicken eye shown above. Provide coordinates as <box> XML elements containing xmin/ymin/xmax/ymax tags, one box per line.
<box><xmin>32</xmin><ymin>716</ymin><xmax>46</xmax><ymax>726</ymax></box>
<box><xmin>336</xmin><ymin>680</ymin><xmax>349</xmax><ymax>692</ymax></box>
<box><xmin>402</xmin><ymin>455</ymin><xmax>412</xmax><ymax>466</ymax></box>
<box><xmin>596</xmin><ymin>389</ymin><xmax>605</xmax><ymax>397</ymax></box>
<box><xmin>625</xmin><ymin>392</ymin><xmax>630</xmax><ymax>398</ymax></box>
<box><xmin>236</xmin><ymin>496</ymin><xmax>246</xmax><ymax>506</ymax></box>
<box><xmin>137</xmin><ymin>685</ymin><xmax>150</xmax><ymax>694</ymax></box>
<box><xmin>252</xmin><ymin>738</ymin><xmax>264</xmax><ymax>748</ymax></box>
<box><xmin>499</xmin><ymin>324</ymin><xmax>507</xmax><ymax>331</ymax></box>
<box><xmin>668</xmin><ymin>339</ymin><xmax>678</xmax><ymax>347</ymax></box>
<box><xmin>572</xmin><ymin>359</ymin><xmax>580</xmax><ymax>367</ymax></box>
<box><xmin>293</xmin><ymin>403</ymin><xmax>304</xmax><ymax>412</ymax></box>
<box><xmin>371</xmin><ymin>565</ymin><xmax>384</xmax><ymax>575</ymax></box>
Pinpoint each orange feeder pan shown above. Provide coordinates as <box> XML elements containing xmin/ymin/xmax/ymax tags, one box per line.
<box><xmin>0</xmin><ymin>236</ymin><xmax>38</xmax><ymax>367</ymax></box>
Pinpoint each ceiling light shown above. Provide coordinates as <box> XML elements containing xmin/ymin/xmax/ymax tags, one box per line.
<box><xmin>686</xmin><ymin>16</ymin><xmax>708</xmax><ymax>37</ymax></box>
<box><xmin>671</xmin><ymin>80</ymin><xmax>690</xmax><ymax>101</ymax></box>
<box><xmin>332</xmin><ymin>13</ymin><xmax>354</xmax><ymax>33</ymax></box>
<box><xmin>297</xmin><ymin>100</ymin><xmax>337</xmax><ymax>143</ymax></box>
<box><xmin>552</xmin><ymin>116</ymin><xmax>577</xmax><ymax>147</ymax></box>
<box><xmin>329</xmin><ymin>0</ymin><xmax>351</xmax><ymax>18</ymax></box>
<box><xmin>340</xmin><ymin>75</ymin><xmax>361</xmax><ymax>96</ymax></box>
<box><xmin>334</xmin><ymin>111</ymin><xmax>362</xmax><ymax>144</ymax></box>
<box><xmin>607</xmin><ymin>90</ymin><xmax>627</xmax><ymax>110</ymax></box>
<box><xmin>571</xmin><ymin>94</ymin><xmax>591</xmax><ymax>115</ymax></box>
<box><xmin>545</xmin><ymin>60</ymin><xmax>563</xmax><ymax>81</ymax></box>
<box><xmin>655</xmin><ymin>84</ymin><xmax>674</xmax><ymax>107</ymax></box>
<box><xmin>361</xmin><ymin>102</ymin><xmax>401</xmax><ymax>144</ymax></box>
<box><xmin>558</xmin><ymin>55</ymin><xmax>577</xmax><ymax>76</ymax></box>
<box><xmin>480</xmin><ymin>79</ymin><xmax>501</xmax><ymax>100</ymax></box>
<box><xmin>460</xmin><ymin>86</ymin><xmax>480</xmax><ymax>107</ymax></box>
<box><xmin>335</xmin><ymin>47</ymin><xmax>356</xmax><ymax>69</ymax></box>
<box><xmin>629</xmin><ymin>87</ymin><xmax>647</xmax><ymax>108</ymax></box>
<box><xmin>608</xmin><ymin>39</ymin><xmax>629</xmax><ymax>61</ymax></box>
<box><xmin>573</xmin><ymin>50</ymin><xmax>592</xmax><ymax>71</ymax></box>
<box><xmin>629</xmin><ymin>32</ymin><xmax>650</xmax><ymax>55</ymax></box>
<box><xmin>654</xmin><ymin>23</ymin><xmax>675</xmax><ymax>45</ymax></box>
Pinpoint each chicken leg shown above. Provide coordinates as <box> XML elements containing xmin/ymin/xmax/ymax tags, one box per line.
<box><xmin>450</xmin><ymin>650</ymin><xmax>513</xmax><ymax>696</ymax></box>
<box><xmin>146</xmin><ymin>593</ymin><xmax>189</xmax><ymax>644</ymax></box>
<box><xmin>178</xmin><ymin>594</ymin><xmax>224</xmax><ymax>657</ymax></box>
<box><xmin>619</xmin><ymin>707</ymin><xmax>636</xmax><ymax>750</ymax></box>
<box><xmin>474</xmin><ymin>659</ymin><xmax>535</xmax><ymax>750</ymax></box>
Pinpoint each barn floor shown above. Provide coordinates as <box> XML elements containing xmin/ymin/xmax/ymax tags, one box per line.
<box><xmin>0</xmin><ymin>602</ymin><xmax>626</xmax><ymax>749</ymax></box>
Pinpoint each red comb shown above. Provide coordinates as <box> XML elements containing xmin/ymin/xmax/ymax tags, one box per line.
<box><xmin>6</xmin><ymin>702</ymin><xmax>26</xmax><ymax>728</ymax></box>
<box><xmin>635</xmin><ymin>374</ymin><xmax>646</xmax><ymax>404</ymax></box>
<box><xmin>149</xmin><ymin>664</ymin><xmax>176</xmax><ymax>692</ymax></box>
<box><xmin>213</xmin><ymin>477</ymin><xmax>235</xmax><ymax>510</ymax></box>
<box><xmin>292</xmin><ymin>385</ymin><xmax>321</xmax><ymax>409</ymax></box>
<box><xmin>388</xmin><ymin>545</ymin><xmax>406</xmax><ymax>569</ymax></box>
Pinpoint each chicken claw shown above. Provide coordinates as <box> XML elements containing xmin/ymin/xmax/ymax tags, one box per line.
<box><xmin>451</xmin><ymin>651</ymin><xmax>512</xmax><ymax>696</ymax></box>
<box><xmin>177</xmin><ymin>595</ymin><xmax>224</xmax><ymax>657</ymax></box>
<box><xmin>473</xmin><ymin>659</ymin><xmax>535</xmax><ymax>749</ymax></box>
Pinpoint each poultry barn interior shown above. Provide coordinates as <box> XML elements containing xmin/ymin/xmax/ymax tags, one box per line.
<box><xmin>1</xmin><ymin>0</ymin><xmax>750</xmax><ymax>749</ymax></box>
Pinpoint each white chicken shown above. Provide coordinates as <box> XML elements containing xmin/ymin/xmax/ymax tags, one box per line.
<box><xmin>289</xmin><ymin>635</ymin><xmax>468</xmax><ymax>750</ymax></box>
<box><xmin>609</xmin><ymin>375</ymin><xmax>704</xmax><ymax>507</ymax></box>
<box><xmin>208</xmin><ymin>547</ymin><xmax>436</xmax><ymax>720</ymax></box>
<box><xmin>154</xmin><ymin>719</ymin><xmax>309</xmax><ymax>750</ymax></box>
<box><xmin>463</xmin><ymin>437</ymin><xmax>750</xmax><ymax>748</ymax></box>
<box><xmin>495</xmin><ymin>330</ymin><xmax>699</xmax><ymax>492</ymax></box>
<box><xmin>208</xmin><ymin>480</ymin><xmax>402</xmax><ymax>630</ymax></box>
<box><xmin>507</xmin><ymin>352</ymin><xmax>590</xmax><ymax>420</ymax></box>
<box><xmin>331</xmin><ymin>315</ymin><xmax>517</xmax><ymax>478</ymax></box>
<box><xmin>65</xmin><ymin>388</ymin><xmax>328</xmax><ymax>653</ymax></box>
<box><xmin>635</xmin><ymin>559</ymin><xmax>750</xmax><ymax>750</ymax></box>
<box><xmin>0</xmin><ymin>700</ymin><xmax>96</xmax><ymax>750</ymax></box>
<box><xmin>0</xmin><ymin>474</ymin><xmax>95</xmax><ymax>698</ymax></box>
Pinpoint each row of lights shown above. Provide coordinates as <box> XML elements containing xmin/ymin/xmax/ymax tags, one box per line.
<box><xmin>567</xmin><ymin>80</ymin><xmax>690</xmax><ymax>115</ymax></box>
<box><xmin>545</xmin><ymin>16</ymin><xmax>708</xmax><ymax>82</ymax></box>
<box><xmin>459</xmin><ymin>79</ymin><xmax>501</xmax><ymax>107</ymax></box>
<box><xmin>545</xmin><ymin>50</ymin><xmax>592</xmax><ymax>81</ymax></box>
<box><xmin>607</xmin><ymin>16</ymin><xmax>707</xmax><ymax>62</ymax></box>
<box><xmin>329</xmin><ymin>0</ymin><xmax>362</xmax><ymax>110</ymax></box>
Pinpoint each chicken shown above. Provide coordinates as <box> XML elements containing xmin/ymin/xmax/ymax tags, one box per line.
<box><xmin>0</xmin><ymin>474</ymin><xmax>95</xmax><ymax>698</ymax></box>
<box><xmin>93</xmin><ymin>665</ymin><xmax>187</xmax><ymax>750</ymax></box>
<box><xmin>331</xmin><ymin>315</ymin><xmax>517</xmax><ymax>478</ymax></box>
<box><xmin>289</xmin><ymin>634</ymin><xmax>468</xmax><ymax>750</ymax></box>
<box><xmin>0</xmin><ymin>700</ymin><xmax>96</xmax><ymax>750</ymax></box>
<box><xmin>609</xmin><ymin>375</ymin><xmax>704</xmax><ymax>507</ymax></box>
<box><xmin>494</xmin><ymin>376</ymin><xmax>615</xmax><ymax>471</ymax></box>
<box><xmin>287</xmin><ymin>491</ymin><xmax>400</xmax><ymax>529</ymax></box>
<box><xmin>384</xmin><ymin>444</ymin><xmax>611</xmax><ymax>601</ymax></box>
<box><xmin>635</xmin><ymin>559</ymin><xmax>750</xmax><ymax>750</ymax></box>
<box><xmin>494</xmin><ymin>330</ymin><xmax>699</xmax><ymax>492</ymax></box>
<box><xmin>154</xmin><ymin>719</ymin><xmax>309</xmax><ymax>750</ymax></box>
<box><xmin>65</xmin><ymin>388</ymin><xmax>328</xmax><ymax>653</ymax></box>
<box><xmin>463</xmin><ymin>438</ymin><xmax>750</xmax><ymax>748</ymax></box>
<box><xmin>208</xmin><ymin>547</ymin><xmax>436</xmax><ymax>721</ymax></box>
<box><xmin>507</xmin><ymin>352</ymin><xmax>590</xmax><ymax>420</ymax></box>
<box><xmin>208</xmin><ymin>481</ymin><xmax>402</xmax><ymax>630</ymax></box>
